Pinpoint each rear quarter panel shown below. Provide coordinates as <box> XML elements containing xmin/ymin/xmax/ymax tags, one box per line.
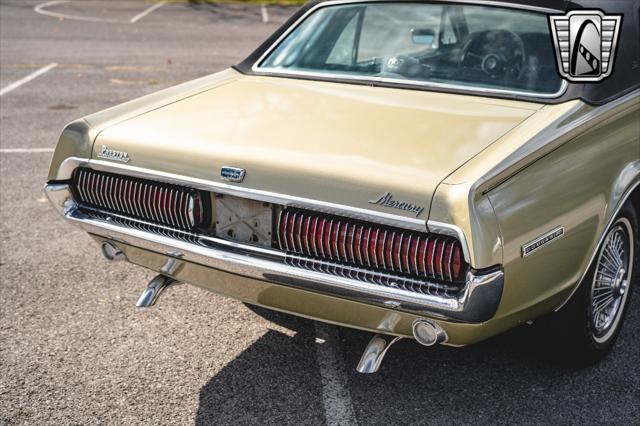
<box><xmin>487</xmin><ymin>99</ymin><xmax>639</xmax><ymax>319</ymax></box>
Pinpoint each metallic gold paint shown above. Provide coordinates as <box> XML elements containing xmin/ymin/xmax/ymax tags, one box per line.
<box><xmin>96</xmin><ymin>235</ymin><xmax>569</xmax><ymax>346</ymax></box>
<box><xmin>46</xmin><ymin>67</ymin><xmax>639</xmax><ymax>344</ymax></box>
<box><xmin>90</xmin><ymin>72</ymin><xmax>538</xmax><ymax>222</ymax></box>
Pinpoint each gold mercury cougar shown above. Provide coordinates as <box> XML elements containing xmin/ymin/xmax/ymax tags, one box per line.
<box><xmin>45</xmin><ymin>0</ymin><xmax>639</xmax><ymax>372</ymax></box>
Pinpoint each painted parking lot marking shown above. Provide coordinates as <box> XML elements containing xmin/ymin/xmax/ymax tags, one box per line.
<box><xmin>34</xmin><ymin>0</ymin><xmax>167</xmax><ymax>24</ymax></box>
<box><xmin>34</xmin><ymin>0</ymin><xmax>125</xmax><ymax>23</ymax></box>
<box><xmin>315</xmin><ymin>323</ymin><xmax>358</xmax><ymax>426</ymax></box>
<box><xmin>0</xmin><ymin>148</ymin><xmax>55</xmax><ymax>153</ymax></box>
<box><xmin>0</xmin><ymin>63</ymin><xmax>58</xmax><ymax>97</ymax></box>
<box><xmin>130</xmin><ymin>1</ymin><xmax>168</xmax><ymax>23</ymax></box>
<box><xmin>260</xmin><ymin>4</ymin><xmax>269</xmax><ymax>23</ymax></box>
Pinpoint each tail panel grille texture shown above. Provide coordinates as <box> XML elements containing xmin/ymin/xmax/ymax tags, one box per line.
<box><xmin>277</xmin><ymin>207</ymin><xmax>467</xmax><ymax>289</ymax></box>
<box><xmin>71</xmin><ymin>167</ymin><xmax>208</xmax><ymax>232</ymax></box>
<box><xmin>70</xmin><ymin>167</ymin><xmax>468</xmax><ymax>296</ymax></box>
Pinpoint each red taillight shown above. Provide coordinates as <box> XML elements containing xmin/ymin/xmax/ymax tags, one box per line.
<box><xmin>72</xmin><ymin>168</ymin><xmax>208</xmax><ymax>231</ymax></box>
<box><xmin>369</xmin><ymin>228</ymin><xmax>379</xmax><ymax>266</ymax></box>
<box><xmin>354</xmin><ymin>226</ymin><xmax>364</xmax><ymax>264</ymax></box>
<box><xmin>329</xmin><ymin>220</ymin><xmax>340</xmax><ymax>259</ymax></box>
<box><xmin>323</xmin><ymin>219</ymin><xmax>333</xmax><ymax>259</ymax></box>
<box><xmin>384</xmin><ymin>232</ymin><xmax>394</xmax><ymax>269</ymax></box>
<box><xmin>434</xmin><ymin>240</ymin><xmax>444</xmax><ymax>277</ymax></box>
<box><xmin>452</xmin><ymin>244</ymin><xmax>462</xmax><ymax>280</ymax></box>
<box><xmin>345</xmin><ymin>223</ymin><xmax>355</xmax><ymax>262</ymax></box>
<box><xmin>361</xmin><ymin>227</ymin><xmax>371</xmax><ymax>266</ymax></box>
<box><xmin>315</xmin><ymin>218</ymin><xmax>325</xmax><ymax>256</ymax></box>
<box><xmin>277</xmin><ymin>208</ymin><xmax>467</xmax><ymax>283</ymax></box>
<box><xmin>392</xmin><ymin>233</ymin><xmax>402</xmax><ymax>271</ymax></box>
<box><xmin>418</xmin><ymin>237</ymin><xmax>428</xmax><ymax>275</ymax></box>
<box><xmin>337</xmin><ymin>222</ymin><xmax>348</xmax><ymax>261</ymax></box>
<box><xmin>376</xmin><ymin>230</ymin><xmax>386</xmax><ymax>268</ymax></box>
<box><xmin>409</xmin><ymin>236</ymin><xmax>419</xmax><ymax>274</ymax></box>
<box><xmin>443</xmin><ymin>241</ymin><xmax>453</xmax><ymax>281</ymax></box>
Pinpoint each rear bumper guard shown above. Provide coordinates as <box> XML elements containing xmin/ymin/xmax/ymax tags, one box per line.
<box><xmin>45</xmin><ymin>182</ymin><xmax>504</xmax><ymax>323</ymax></box>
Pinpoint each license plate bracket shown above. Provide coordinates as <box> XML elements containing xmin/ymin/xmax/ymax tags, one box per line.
<box><xmin>214</xmin><ymin>194</ymin><xmax>273</xmax><ymax>247</ymax></box>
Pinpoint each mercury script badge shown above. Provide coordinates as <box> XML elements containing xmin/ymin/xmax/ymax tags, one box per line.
<box><xmin>97</xmin><ymin>145</ymin><xmax>130</xmax><ymax>163</ymax></box>
<box><xmin>369</xmin><ymin>192</ymin><xmax>424</xmax><ymax>217</ymax></box>
<box><xmin>549</xmin><ymin>10</ymin><xmax>622</xmax><ymax>82</ymax></box>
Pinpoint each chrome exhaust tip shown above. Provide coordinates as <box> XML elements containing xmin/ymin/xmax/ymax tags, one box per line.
<box><xmin>136</xmin><ymin>274</ymin><xmax>181</xmax><ymax>308</ymax></box>
<box><xmin>412</xmin><ymin>319</ymin><xmax>448</xmax><ymax>346</ymax></box>
<box><xmin>356</xmin><ymin>334</ymin><xmax>403</xmax><ymax>374</ymax></box>
<box><xmin>101</xmin><ymin>242</ymin><xmax>126</xmax><ymax>262</ymax></box>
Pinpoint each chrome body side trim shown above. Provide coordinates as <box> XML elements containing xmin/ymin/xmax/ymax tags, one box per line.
<box><xmin>477</xmin><ymin>89</ymin><xmax>640</xmax><ymax>195</ymax></box>
<box><xmin>45</xmin><ymin>183</ymin><xmax>503</xmax><ymax>323</ymax></box>
<box><xmin>250</xmin><ymin>0</ymin><xmax>569</xmax><ymax>100</ymax></box>
<box><xmin>52</xmin><ymin>157</ymin><xmax>473</xmax><ymax>263</ymax></box>
<box><xmin>555</xmin><ymin>180</ymin><xmax>640</xmax><ymax>312</ymax></box>
<box><xmin>521</xmin><ymin>226</ymin><xmax>564</xmax><ymax>257</ymax></box>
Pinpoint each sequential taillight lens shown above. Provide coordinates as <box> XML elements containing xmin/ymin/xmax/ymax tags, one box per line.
<box><xmin>277</xmin><ymin>208</ymin><xmax>467</xmax><ymax>283</ymax></box>
<box><xmin>71</xmin><ymin>167</ymin><xmax>209</xmax><ymax>231</ymax></box>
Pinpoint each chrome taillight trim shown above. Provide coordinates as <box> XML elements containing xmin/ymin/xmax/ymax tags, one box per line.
<box><xmin>71</xmin><ymin>167</ymin><xmax>206</xmax><ymax>232</ymax></box>
<box><xmin>53</xmin><ymin>157</ymin><xmax>473</xmax><ymax>264</ymax></box>
<box><xmin>44</xmin><ymin>182</ymin><xmax>504</xmax><ymax>323</ymax></box>
<box><xmin>277</xmin><ymin>207</ymin><xmax>468</xmax><ymax>286</ymax></box>
<box><xmin>69</xmin><ymin>166</ymin><xmax>468</xmax><ymax>295</ymax></box>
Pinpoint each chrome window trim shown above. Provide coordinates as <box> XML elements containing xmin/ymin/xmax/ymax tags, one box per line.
<box><xmin>54</xmin><ymin>157</ymin><xmax>473</xmax><ymax>263</ymax></box>
<box><xmin>250</xmin><ymin>0</ymin><xmax>569</xmax><ymax>100</ymax></box>
<box><xmin>44</xmin><ymin>182</ymin><xmax>504</xmax><ymax>323</ymax></box>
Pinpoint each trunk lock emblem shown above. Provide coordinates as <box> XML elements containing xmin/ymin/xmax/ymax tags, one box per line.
<box><xmin>221</xmin><ymin>166</ymin><xmax>246</xmax><ymax>183</ymax></box>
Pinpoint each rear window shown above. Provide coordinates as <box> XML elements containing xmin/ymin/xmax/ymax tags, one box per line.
<box><xmin>257</xmin><ymin>2</ymin><xmax>564</xmax><ymax>96</ymax></box>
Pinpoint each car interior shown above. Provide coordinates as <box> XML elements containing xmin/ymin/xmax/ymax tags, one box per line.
<box><xmin>265</xmin><ymin>3</ymin><xmax>563</xmax><ymax>94</ymax></box>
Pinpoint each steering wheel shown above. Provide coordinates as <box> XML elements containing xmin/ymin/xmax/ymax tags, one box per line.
<box><xmin>459</xmin><ymin>30</ymin><xmax>526</xmax><ymax>80</ymax></box>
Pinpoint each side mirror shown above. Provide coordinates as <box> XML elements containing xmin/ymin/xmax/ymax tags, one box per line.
<box><xmin>411</xmin><ymin>28</ymin><xmax>436</xmax><ymax>46</ymax></box>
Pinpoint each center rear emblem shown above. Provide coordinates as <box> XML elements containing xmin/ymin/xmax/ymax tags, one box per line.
<box><xmin>220</xmin><ymin>166</ymin><xmax>246</xmax><ymax>183</ymax></box>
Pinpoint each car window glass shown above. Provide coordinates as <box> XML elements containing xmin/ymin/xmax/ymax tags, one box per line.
<box><xmin>357</xmin><ymin>6</ymin><xmax>442</xmax><ymax>61</ymax></box>
<box><xmin>327</xmin><ymin>13</ymin><xmax>359</xmax><ymax>65</ymax></box>
<box><xmin>259</xmin><ymin>2</ymin><xmax>564</xmax><ymax>96</ymax></box>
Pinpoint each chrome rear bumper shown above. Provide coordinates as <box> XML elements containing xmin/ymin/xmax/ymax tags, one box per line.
<box><xmin>45</xmin><ymin>182</ymin><xmax>503</xmax><ymax>323</ymax></box>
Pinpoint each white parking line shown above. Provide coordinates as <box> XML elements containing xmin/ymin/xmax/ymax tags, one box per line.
<box><xmin>0</xmin><ymin>63</ymin><xmax>58</xmax><ymax>97</ymax></box>
<box><xmin>260</xmin><ymin>4</ymin><xmax>269</xmax><ymax>23</ymax></box>
<box><xmin>130</xmin><ymin>1</ymin><xmax>167</xmax><ymax>23</ymax></box>
<box><xmin>314</xmin><ymin>323</ymin><xmax>358</xmax><ymax>426</ymax></box>
<box><xmin>0</xmin><ymin>148</ymin><xmax>55</xmax><ymax>153</ymax></box>
<box><xmin>34</xmin><ymin>0</ymin><xmax>167</xmax><ymax>24</ymax></box>
<box><xmin>34</xmin><ymin>0</ymin><xmax>125</xmax><ymax>24</ymax></box>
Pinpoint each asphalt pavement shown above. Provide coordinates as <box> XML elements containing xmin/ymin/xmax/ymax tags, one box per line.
<box><xmin>1</xmin><ymin>1</ymin><xmax>639</xmax><ymax>425</ymax></box>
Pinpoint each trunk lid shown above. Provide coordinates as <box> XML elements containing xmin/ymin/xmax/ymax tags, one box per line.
<box><xmin>92</xmin><ymin>74</ymin><xmax>540</xmax><ymax>221</ymax></box>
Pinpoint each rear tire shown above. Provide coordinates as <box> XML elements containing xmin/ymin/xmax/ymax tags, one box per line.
<box><xmin>551</xmin><ymin>201</ymin><xmax>638</xmax><ymax>366</ymax></box>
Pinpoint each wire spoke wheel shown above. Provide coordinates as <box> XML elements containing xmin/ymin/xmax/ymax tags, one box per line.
<box><xmin>590</xmin><ymin>218</ymin><xmax>634</xmax><ymax>343</ymax></box>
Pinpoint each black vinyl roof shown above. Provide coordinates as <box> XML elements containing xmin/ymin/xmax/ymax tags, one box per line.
<box><xmin>235</xmin><ymin>0</ymin><xmax>640</xmax><ymax>105</ymax></box>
